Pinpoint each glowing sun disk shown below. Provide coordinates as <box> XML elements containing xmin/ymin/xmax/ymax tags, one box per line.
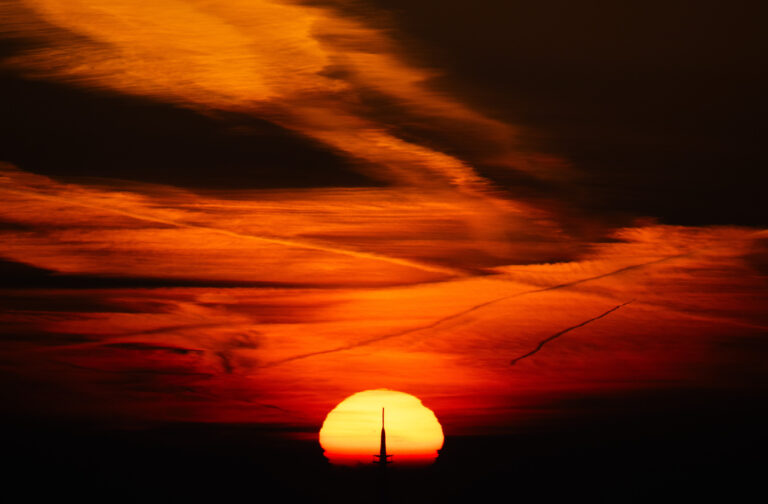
<box><xmin>319</xmin><ymin>389</ymin><xmax>444</xmax><ymax>465</ymax></box>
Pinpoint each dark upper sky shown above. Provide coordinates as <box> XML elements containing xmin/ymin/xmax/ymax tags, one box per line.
<box><xmin>360</xmin><ymin>0</ymin><xmax>766</xmax><ymax>225</ymax></box>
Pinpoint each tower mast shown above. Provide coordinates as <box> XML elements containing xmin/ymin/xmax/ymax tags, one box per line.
<box><xmin>374</xmin><ymin>408</ymin><xmax>392</xmax><ymax>466</ymax></box>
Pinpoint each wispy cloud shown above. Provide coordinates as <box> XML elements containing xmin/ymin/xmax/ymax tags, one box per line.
<box><xmin>2</xmin><ymin>0</ymin><xmax>563</xmax><ymax>200</ymax></box>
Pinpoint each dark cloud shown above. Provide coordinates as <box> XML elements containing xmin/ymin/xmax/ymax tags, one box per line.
<box><xmin>215</xmin><ymin>351</ymin><xmax>234</xmax><ymax>374</ymax></box>
<box><xmin>214</xmin><ymin>332</ymin><xmax>261</xmax><ymax>374</ymax></box>
<box><xmin>50</xmin><ymin>359</ymin><xmax>214</xmax><ymax>378</ymax></box>
<box><xmin>0</xmin><ymin>219</ymin><xmax>34</xmax><ymax>231</ymax></box>
<box><xmin>745</xmin><ymin>238</ymin><xmax>768</xmax><ymax>275</ymax></box>
<box><xmin>0</xmin><ymin>55</ymin><xmax>379</xmax><ymax>191</ymax></box>
<box><xmin>0</xmin><ymin>330</ymin><xmax>93</xmax><ymax>345</ymax></box>
<box><xmin>103</xmin><ymin>342</ymin><xmax>205</xmax><ymax>355</ymax></box>
<box><xmin>0</xmin><ymin>257</ymin><xmax>322</xmax><ymax>290</ymax></box>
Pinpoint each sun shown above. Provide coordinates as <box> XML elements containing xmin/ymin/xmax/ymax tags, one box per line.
<box><xmin>319</xmin><ymin>389</ymin><xmax>444</xmax><ymax>466</ymax></box>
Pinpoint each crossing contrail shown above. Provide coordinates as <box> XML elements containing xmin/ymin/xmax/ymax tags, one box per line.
<box><xmin>260</xmin><ymin>254</ymin><xmax>684</xmax><ymax>367</ymax></box>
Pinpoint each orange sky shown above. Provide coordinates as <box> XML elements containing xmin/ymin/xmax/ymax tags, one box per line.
<box><xmin>1</xmin><ymin>161</ymin><xmax>765</xmax><ymax>433</ymax></box>
<box><xmin>0</xmin><ymin>0</ymin><xmax>765</xmax><ymax>439</ymax></box>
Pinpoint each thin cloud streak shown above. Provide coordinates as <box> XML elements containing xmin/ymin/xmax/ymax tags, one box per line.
<box><xmin>509</xmin><ymin>300</ymin><xmax>634</xmax><ymax>365</ymax></box>
<box><xmin>1</xmin><ymin>181</ymin><xmax>465</xmax><ymax>277</ymax></box>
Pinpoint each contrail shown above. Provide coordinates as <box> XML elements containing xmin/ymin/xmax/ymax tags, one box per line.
<box><xmin>0</xmin><ymin>186</ymin><xmax>466</xmax><ymax>277</ymax></box>
<box><xmin>509</xmin><ymin>300</ymin><xmax>634</xmax><ymax>365</ymax></box>
<box><xmin>260</xmin><ymin>253</ymin><xmax>688</xmax><ymax>367</ymax></box>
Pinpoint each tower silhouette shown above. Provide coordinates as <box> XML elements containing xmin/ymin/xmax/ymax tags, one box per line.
<box><xmin>373</xmin><ymin>408</ymin><xmax>392</xmax><ymax>466</ymax></box>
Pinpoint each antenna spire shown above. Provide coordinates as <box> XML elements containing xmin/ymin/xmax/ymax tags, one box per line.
<box><xmin>374</xmin><ymin>407</ymin><xmax>392</xmax><ymax>466</ymax></box>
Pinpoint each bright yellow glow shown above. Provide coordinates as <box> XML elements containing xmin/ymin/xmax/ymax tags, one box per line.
<box><xmin>319</xmin><ymin>389</ymin><xmax>444</xmax><ymax>465</ymax></box>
